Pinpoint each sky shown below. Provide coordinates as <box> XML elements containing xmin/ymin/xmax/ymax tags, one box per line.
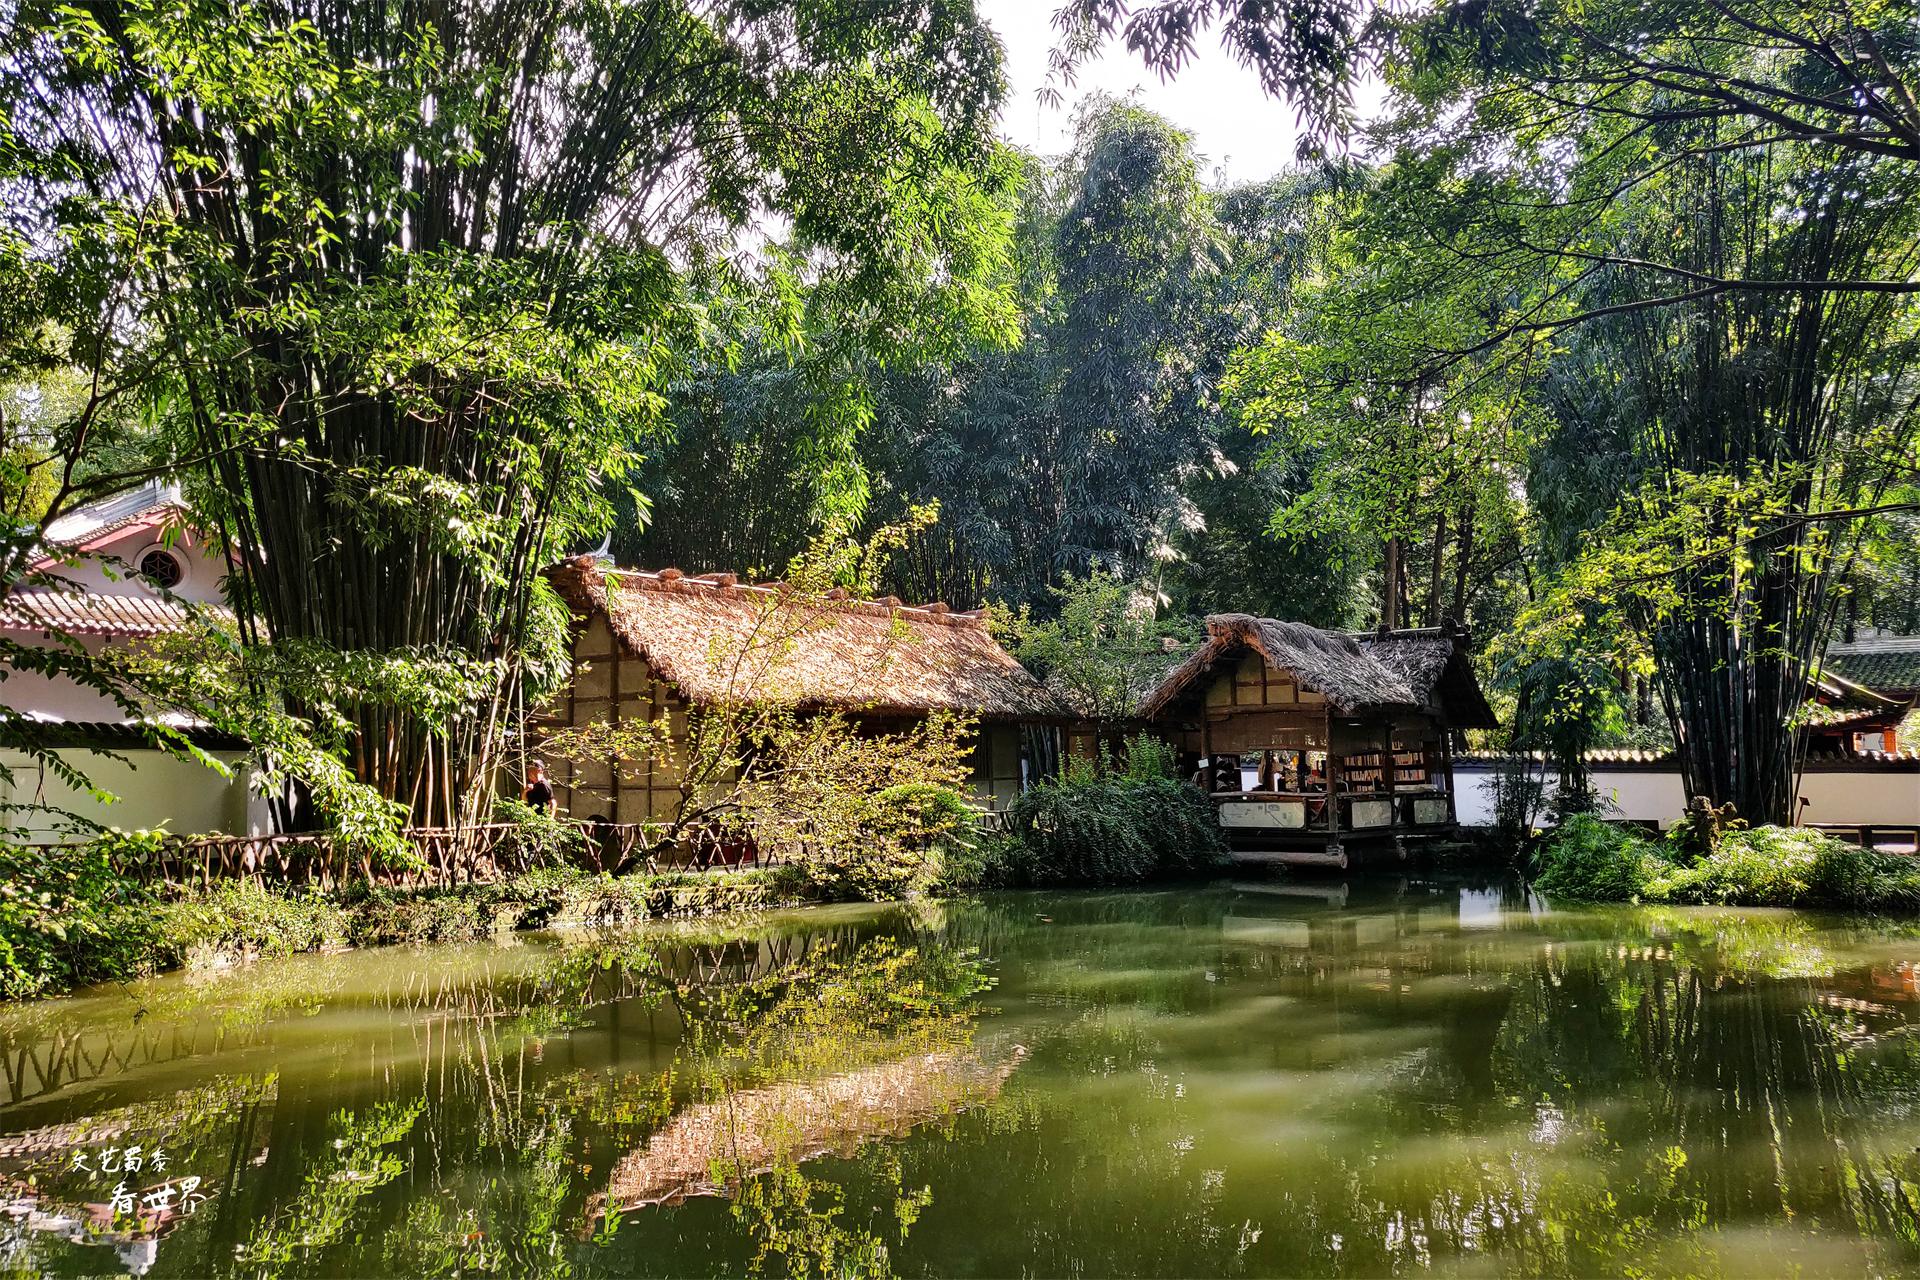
<box><xmin>976</xmin><ymin>0</ymin><xmax>1310</xmax><ymax>186</ymax></box>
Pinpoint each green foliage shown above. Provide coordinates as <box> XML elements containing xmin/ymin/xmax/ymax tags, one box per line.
<box><xmin>999</xmin><ymin>750</ymin><xmax>1227</xmax><ymax>886</ymax></box>
<box><xmin>1532</xmin><ymin>816</ymin><xmax>1668</xmax><ymax>902</ymax></box>
<box><xmin>2</xmin><ymin>0</ymin><xmax>1020</xmax><ymax>831</ymax></box>
<box><xmin>1535</xmin><ymin>816</ymin><xmax>1920</xmax><ymax>912</ymax></box>
<box><xmin>806</xmin><ymin>782</ymin><xmax>980</xmax><ymax>903</ymax></box>
<box><xmin>490</xmin><ymin>798</ymin><xmax>586</xmax><ymax>871</ymax></box>
<box><xmin>1009</xmin><ymin>572</ymin><xmax>1197</xmax><ymax>722</ymax></box>
<box><xmin>149</xmin><ymin>879</ymin><xmax>348</xmax><ymax>969</ymax></box>
<box><xmin>0</xmin><ymin>836</ymin><xmax>159</xmax><ymax>999</ymax></box>
<box><xmin>850</xmin><ymin>100</ymin><xmax>1268</xmax><ymax>610</ymax></box>
<box><xmin>1648</xmin><ymin>828</ymin><xmax>1920</xmax><ymax>912</ymax></box>
<box><xmin>1116</xmin><ymin>732</ymin><xmax>1180</xmax><ymax>782</ymax></box>
<box><xmin>0</xmin><ymin>861</ymin><xmax>819</xmax><ymax>1001</ymax></box>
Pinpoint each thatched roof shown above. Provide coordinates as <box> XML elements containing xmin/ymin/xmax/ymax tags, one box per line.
<box><xmin>588</xmin><ymin>1047</ymin><xmax>1024</xmax><ymax>1218</ymax></box>
<box><xmin>547</xmin><ymin>558</ymin><xmax>1062</xmax><ymax>721</ymax></box>
<box><xmin>1360</xmin><ymin>628</ymin><xmax>1499</xmax><ymax>730</ymax></box>
<box><xmin>1140</xmin><ymin>614</ymin><xmax>1498</xmax><ymax>729</ymax></box>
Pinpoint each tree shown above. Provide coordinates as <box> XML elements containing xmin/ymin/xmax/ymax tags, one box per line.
<box><xmin>1009</xmin><ymin>570</ymin><xmax>1197</xmax><ymax>724</ymax></box>
<box><xmin>1222</xmin><ymin>166</ymin><xmax>1541</xmax><ymax>636</ymax></box>
<box><xmin>864</xmin><ymin>99</ymin><xmax>1240</xmax><ymax>609</ymax></box>
<box><xmin>1088</xmin><ymin>0</ymin><xmax>1920</xmax><ymax>822</ymax></box>
<box><xmin>2</xmin><ymin>0</ymin><xmax>1020</xmax><ymax>827</ymax></box>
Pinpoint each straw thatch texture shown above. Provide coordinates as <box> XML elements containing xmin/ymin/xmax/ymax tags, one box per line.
<box><xmin>548</xmin><ymin>561</ymin><xmax>1061</xmax><ymax>720</ymax></box>
<box><xmin>589</xmin><ymin>1047</ymin><xmax>1025</xmax><ymax>1216</ymax></box>
<box><xmin>1360</xmin><ymin>630</ymin><xmax>1499</xmax><ymax>729</ymax></box>
<box><xmin>1140</xmin><ymin>614</ymin><xmax>1498</xmax><ymax>729</ymax></box>
<box><xmin>1142</xmin><ymin>615</ymin><xmax>1414</xmax><ymax>718</ymax></box>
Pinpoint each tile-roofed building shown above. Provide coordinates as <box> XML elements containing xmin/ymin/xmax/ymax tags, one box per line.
<box><xmin>2</xmin><ymin>484</ymin><xmax>261</xmax><ymax>838</ymax></box>
<box><xmin>4</xmin><ymin>480</ymin><xmax>230</xmax><ymax>722</ymax></box>
<box><xmin>1824</xmin><ymin>629</ymin><xmax>1920</xmax><ymax>700</ymax></box>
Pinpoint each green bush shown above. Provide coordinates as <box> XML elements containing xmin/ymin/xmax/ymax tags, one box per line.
<box><xmin>1534</xmin><ymin>816</ymin><xmax>1920</xmax><ymax>912</ymax></box>
<box><xmin>0</xmin><ymin>851</ymin><xmax>821</xmax><ymax>1002</ymax></box>
<box><xmin>491</xmin><ymin>799</ymin><xmax>587</xmax><ymax>871</ymax></box>
<box><xmin>151</xmin><ymin>880</ymin><xmax>347</xmax><ymax>968</ymax></box>
<box><xmin>1533</xmin><ymin>815</ymin><xmax>1670</xmax><ymax>901</ymax></box>
<box><xmin>0</xmin><ymin>835</ymin><xmax>160</xmax><ymax>999</ymax></box>
<box><xmin>784</xmin><ymin>782</ymin><xmax>981</xmax><ymax>902</ymax></box>
<box><xmin>1648</xmin><ymin>826</ymin><xmax>1920</xmax><ymax>910</ymax></box>
<box><xmin>999</xmin><ymin>768</ymin><xmax>1228</xmax><ymax>887</ymax></box>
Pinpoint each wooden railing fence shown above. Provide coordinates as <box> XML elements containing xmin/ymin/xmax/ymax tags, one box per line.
<box><xmin>40</xmin><ymin>820</ymin><xmax>774</xmax><ymax>891</ymax></box>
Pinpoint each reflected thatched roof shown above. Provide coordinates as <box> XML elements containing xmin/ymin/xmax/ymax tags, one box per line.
<box><xmin>1141</xmin><ymin>615</ymin><xmax>1497</xmax><ymax>729</ymax></box>
<box><xmin>548</xmin><ymin>559</ymin><xmax>1061</xmax><ymax>721</ymax></box>
<box><xmin>588</xmin><ymin>1046</ymin><xmax>1024</xmax><ymax>1218</ymax></box>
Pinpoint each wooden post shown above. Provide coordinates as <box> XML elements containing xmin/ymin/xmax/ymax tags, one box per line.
<box><xmin>609</xmin><ymin>638</ymin><xmax>622</xmax><ymax>826</ymax></box>
<box><xmin>1324</xmin><ymin>710</ymin><xmax>1342</xmax><ymax>840</ymax></box>
<box><xmin>1381</xmin><ymin>722</ymin><xmax>1397</xmax><ymax>825</ymax></box>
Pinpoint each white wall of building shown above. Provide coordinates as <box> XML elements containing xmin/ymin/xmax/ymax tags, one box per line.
<box><xmin>0</xmin><ymin>748</ymin><xmax>268</xmax><ymax>840</ymax></box>
<box><xmin>1455</xmin><ymin>760</ymin><xmax>1920</xmax><ymax>829</ymax></box>
<box><xmin>46</xmin><ymin>524</ymin><xmax>228</xmax><ymax>607</ymax></box>
<box><xmin>2</xmin><ymin>634</ymin><xmax>134</xmax><ymax>721</ymax></box>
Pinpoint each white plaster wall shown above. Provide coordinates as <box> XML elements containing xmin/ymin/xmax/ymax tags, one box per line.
<box><xmin>49</xmin><ymin>525</ymin><xmax>229</xmax><ymax>607</ymax></box>
<box><xmin>0</xmin><ymin>749</ymin><xmax>266</xmax><ymax>839</ymax></box>
<box><xmin>1799</xmin><ymin>769</ymin><xmax>1920</xmax><ymax>826</ymax></box>
<box><xmin>1456</xmin><ymin>763</ymin><xmax>1920</xmax><ymax>829</ymax></box>
<box><xmin>0</xmin><ymin>634</ymin><xmax>134</xmax><ymax>721</ymax></box>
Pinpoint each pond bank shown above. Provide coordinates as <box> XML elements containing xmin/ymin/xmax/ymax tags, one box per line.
<box><xmin>0</xmin><ymin>862</ymin><xmax>821</xmax><ymax>1001</ymax></box>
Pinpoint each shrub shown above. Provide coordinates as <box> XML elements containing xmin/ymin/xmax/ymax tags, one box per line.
<box><xmin>1534</xmin><ymin>817</ymin><xmax>1920</xmax><ymax>913</ymax></box>
<box><xmin>1649</xmin><ymin>826</ymin><xmax>1920</xmax><ymax>910</ymax></box>
<box><xmin>1117</xmin><ymin>733</ymin><xmax>1180</xmax><ymax>782</ymax></box>
<box><xmin>150</xmin><ymin>880</ymin><xmax>347</xmax><ymax>969</ymax></box>
<box><xmin>777</xmin><ymin>781</ymin><xmax>982</xmax><ymax>903</ymax></box>
<box><xmin>491</xmin><ymin>798</ymin><xmax>588</xmax><ymax>872</ymax></box>
<box><xmin>1000</xmin><ymin>768</ymin><xmax>1227</xmax><ymax>887</ymax></box>
<box><xmin>0</xmin><ymin>835</ymin><xmax>160</xmax><ymax>998</ymax></box>
<box><xmin>1533</xmin><ymin>815</ymin><xmax>1671</xmax><ymax>901</ymax></box>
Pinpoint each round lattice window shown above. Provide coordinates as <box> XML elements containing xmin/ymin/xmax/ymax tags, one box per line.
<box><xmin>139</xmin><ymin>548</ymin><xmax>184</xmax><ymax>589</ymax></box>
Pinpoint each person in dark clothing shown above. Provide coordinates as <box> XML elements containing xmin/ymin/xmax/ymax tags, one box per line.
<box><xmin>525</xmin><ymin>760</ymin><xmax>555</xmax><ymax>815</ymax></box>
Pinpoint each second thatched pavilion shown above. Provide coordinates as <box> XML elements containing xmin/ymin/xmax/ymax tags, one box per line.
<box><xmin>1141</xmin><ymin>614</ymin><xmax>1498</xmax><ymax>867</ymax></box>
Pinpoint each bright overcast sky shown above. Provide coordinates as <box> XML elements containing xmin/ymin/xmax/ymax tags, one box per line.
<box><xmin>977</xmin><ymin>0</ymin><xmax>1308</xmax><ymax>186</ymax></box>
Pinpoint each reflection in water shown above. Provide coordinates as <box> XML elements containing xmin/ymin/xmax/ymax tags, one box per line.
<box><xmin>0</xmin><ymin>883</ymin><xmax>1916</xmax><ymax>1276</ymax></box>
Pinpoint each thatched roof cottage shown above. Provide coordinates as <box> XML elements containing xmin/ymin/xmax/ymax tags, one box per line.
<box><xmin>541</xmin><ymin>558</ymin><xmax>1062</xmax><ymax>822</ymax></box>
<box><xmin>1142</xmin><ymin>614</ymin><xmax>1497</xmax><ymax>866</ymax></box>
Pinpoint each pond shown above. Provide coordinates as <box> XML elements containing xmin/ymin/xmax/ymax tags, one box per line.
<box><xmin>3</xmin><ymin>877</ymin><xmax>1920</xmax><ymax>1277</ymax></box>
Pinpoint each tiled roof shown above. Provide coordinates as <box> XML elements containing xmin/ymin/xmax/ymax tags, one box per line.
<box><xmin>2</xmin><ymin>717</ymin><xmax>246</xmax><ymax>750</ymax></box>
<box><xmin>0</xmin><ymin>589</ymin><xmax>228</xmax><ymax>637</ymax></box>
<box><xmin>1825</xmin><ymin>648</ymin><xmax>1920</xmax><ymax>694</ymax></box>
<box><xmin>31</xmin><ymin>482</ymin><xmax>195</xmax><ymax>568</ymax></box>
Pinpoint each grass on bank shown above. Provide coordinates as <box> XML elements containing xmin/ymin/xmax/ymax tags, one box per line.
<box><xmin>1534</xmin><ymin>814</ymin><xmax>1920</xmax><ymax>911</ymax></box>
<box><xmin>0</xmin><ymin>849</ymin><xmax>819</xmax><ymax>1001</ymax></box>
<box><xmin>0</xmin><ymin>739</ymin><xmax>1229</xmax><ymax>1000</ymax></box>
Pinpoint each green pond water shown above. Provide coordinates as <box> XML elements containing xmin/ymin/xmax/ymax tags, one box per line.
<box><xmin>4</xmin><ymin>877</ymin><xmax>1920</xmax><ymax>1278</ymax></box>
